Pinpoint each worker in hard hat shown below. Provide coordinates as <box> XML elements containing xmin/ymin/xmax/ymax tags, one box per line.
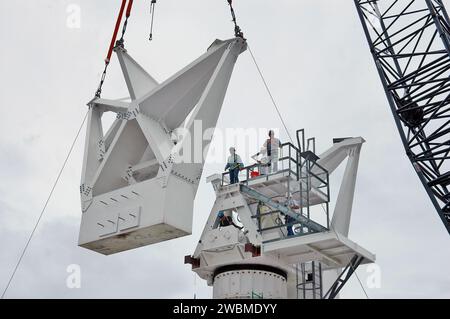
<box><xmin>217</xmin><ymin>211</ymin><xmax>243</xmax><ymax>229</ymax></box>
<box><xmin>224</xmin><ymin>147</ymin><xmax>244</xmax><ymax>184</ymax></box>
<box><xmin>262</xmin><ymin>130</ymin><xmax>282</xmax><ymax>174</ymax></box>
<box><xmin>251</xmin><ymin>146</ymin><xmax>270</xmax><ymax>175</ymax></box>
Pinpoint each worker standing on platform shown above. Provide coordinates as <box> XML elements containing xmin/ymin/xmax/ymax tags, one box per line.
<box><xmin>263</xmin><ymin>130</ymin><xmax>282</xmax><ymax>174</ymax></box>
<box><xmin>225</xmin><ymin>147</ymin><xmax>244</xmax><ymax>184</ymax></box>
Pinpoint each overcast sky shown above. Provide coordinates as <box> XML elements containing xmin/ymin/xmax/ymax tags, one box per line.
<box><xmin>1</xmin><ymin>0</ymin><xmax>450</xmax><ymax>299</ymax></box>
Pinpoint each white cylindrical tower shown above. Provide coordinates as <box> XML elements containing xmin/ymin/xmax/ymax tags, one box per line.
<box><xmin>212</xmin><ymin>265</ymin><xmax>287</xmax><ymax>299</ymax></box>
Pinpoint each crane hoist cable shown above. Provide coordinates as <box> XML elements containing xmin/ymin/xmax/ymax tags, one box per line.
<box><xmin>149</xmin><ymin>0</ymin><xmax>157</xmax><ymax>41</ymax></box>
<box><xmin>248</xmin><ymin>45</ymin><xmax>294</xmax><ymax>143</ymax></box>
<box><xmin>95</xmin><ymin>0</ymin><xmax>134</xmax><ymax>98</ymax></box>
<box><xmin>227</xmin><ymin>0</ymin><xmax>244</xmax><ymax>39</ymax></box>
<box><xmin>117</xmin><ymin>0</ymin><xmax>134</xmax><ymax>47</ymax></box>
<box><xmin>225</xmin><ymin>1</ymin><xmax>293</xmax><ymax>143</ymax></box>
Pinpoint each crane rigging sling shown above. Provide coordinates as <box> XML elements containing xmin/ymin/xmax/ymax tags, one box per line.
<box><xmin>95</xmin><ymin>0</ymin><xmax>134</xmax><ymax>98</ymax></box>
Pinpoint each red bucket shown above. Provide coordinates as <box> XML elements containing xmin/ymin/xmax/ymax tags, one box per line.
<box><xmin>250</xmin><ymin>171</ymin><xmax>260</xmax><ymax>178</ymax></box>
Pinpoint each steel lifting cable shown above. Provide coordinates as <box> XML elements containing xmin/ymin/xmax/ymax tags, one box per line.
<box><xmin>227</xmin><ymin>0</ymin><xmax>244</xmax><ymax>39</ymax></box>
<box><xmin>225</xmin><ymin>1</ymin><xmax>293</xmax><ymax>143</ymax></box>
<box><xmin>1</xmin><ymin>111</ymin><xmax>89</xmax><ymax>299</ymax></box>
<box><xmin>95</xmin><ymin>0</ymin><xmax>133</xmax><ymax>98</ymax></box>
<box><xmin>316</xmin><ymin>205</ymin><xmax>369</xmax><ymax>298</ymax></box>
<box><xmin>248</xmin><ymin>46</ymin><xmax>294</xmax><ymax>143</ymax></box>
<box><xmin>333</xmin><ymin>232</ymin><xmax>370</xmax><ymax>299</ymax></box>
<box><xmin>149</xmin><ymin>0</ymin><xmax>157</xmax><ymax>41</ymax></box>
<box><xmin>351</xmin><ymin>264</ymin><xmax>370</xmax><ymax>299</ymax></box>
<box><xmin>117</xmin><ymin>0</ymin><xmax>134</xmax><ymax>47</ymax></box>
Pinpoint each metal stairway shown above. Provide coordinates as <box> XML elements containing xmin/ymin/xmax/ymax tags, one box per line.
<box><xmin>240</xmin><ymin>184</ymin><xmax>328</xmax><ymax>242</ymax></box>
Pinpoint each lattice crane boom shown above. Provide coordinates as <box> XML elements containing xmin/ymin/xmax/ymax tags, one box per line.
<box><xmin>354</xmin><ymin>0</ymin><xmax>450</xmax><ymax>234</ymax></box>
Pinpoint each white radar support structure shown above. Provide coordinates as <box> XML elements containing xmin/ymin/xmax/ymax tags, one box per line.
<box><xmin>185</xmin><ymin>132</ymin><xmax>376</xmax><ymax>299</ymax></box>
<box><xmin>78</xmin><ymin>37</ymin><xmax>247</xmax><ymax>255</ymax></box>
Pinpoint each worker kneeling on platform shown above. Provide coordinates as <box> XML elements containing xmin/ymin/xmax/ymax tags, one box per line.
<box><xmin>225</xmin><ymin>147</ymin><xmax>244</xmax><ymax>184</ymax></box>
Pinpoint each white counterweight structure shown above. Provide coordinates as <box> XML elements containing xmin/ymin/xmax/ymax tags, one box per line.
<box><xmin>186</xmin><ymin>137</ymin><xmax>376</xmax><ymax>299</ymax></box>
<box><xmin>213</xmin><ymin>266</ymin><xmax>288</xmax><ymax>299</ymax></box>
<box><xmin>79</xmin><ymin>38</ymin><xmax>247</xmax><ymax>255</ymax></box>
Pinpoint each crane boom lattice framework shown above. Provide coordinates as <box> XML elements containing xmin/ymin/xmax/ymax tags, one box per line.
<box><xmin>354</xmin><ymin>0</ymin><xmax>450</xmax><ymax>234</ymax></box>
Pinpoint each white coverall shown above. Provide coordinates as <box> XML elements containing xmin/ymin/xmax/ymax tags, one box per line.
<box><xmin>263</xmin><ymin>137</ymin><xmax>282</xmax><ymax>173</ymax></box>
<box><xmin>251</xmin><ymin>147</ymin><xmax>270</xmax><ymax>175</ymax></box>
